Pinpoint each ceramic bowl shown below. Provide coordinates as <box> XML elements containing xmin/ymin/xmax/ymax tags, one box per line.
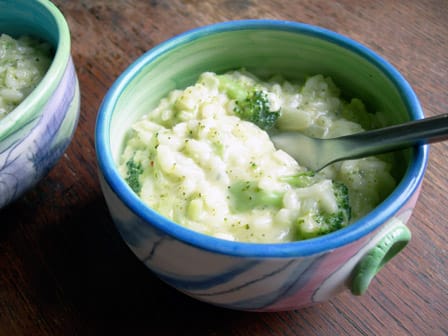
<box><xmin>0</xmin><ymin>0</ymin><xmax>80</xmax><ymax>209</ymax></box>
<box><xmin>95</xmin><ymin>20</ymin><xmax>427</xmax><ymax>311</ymax></box>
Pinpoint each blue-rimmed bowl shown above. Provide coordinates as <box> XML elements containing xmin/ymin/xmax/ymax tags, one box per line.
<box><xmin>0</xmin><ymin>0</ymin><xmax>80</xmax><ymax>209</ymax></box>
<box><xmin>95</xmin><ymin>20</ymin><xmax>427</xmax><ymax>311</ymax></box>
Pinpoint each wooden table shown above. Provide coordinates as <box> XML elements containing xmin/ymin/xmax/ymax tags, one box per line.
<box><xmin>1</xmin><ymin>1</ymin><xmax>447</xmax><ymax>335</ymax></box>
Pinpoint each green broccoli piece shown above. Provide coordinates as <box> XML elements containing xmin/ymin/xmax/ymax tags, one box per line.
<box><xmin>125</xmin><ymin>158</ymin><xmax>144</xmax><ymax>194</ymax></box>
<box><xmin>217</xmin><ymin>74</ymin><xmax>248</xmax><ymax>101</ymax></box>
<box><xmin>341</xmin><ymin>98</ymin><xmax>379</xmax><ymax>130</ymax></box>
<box><xmin>280</xmin><ymin>171</ymin><xmax>317</xmax><ymax>188</ymax></box>
<box><xmin>332</xmin><ymin>181</ymin><xmax>351</xmax><ymax>222</ymax></box>
<box><xmin>217</xmin><ymin>74</ymin><xmax>280</xmax><ymax>130</ymax></box>
<box><xmin>229</xmin><ymin>180</ymin><xmax>283</xmax><ymax>212</ymax></box>
<box><xmin>296</xmin><ymin>181</ymin><xmax>351</xmax><ymax>240</ymax></box>
<box><xmin>234</xmin><ymin>90</ymin><xmax>280</xmax><ymax>131</ymax></box>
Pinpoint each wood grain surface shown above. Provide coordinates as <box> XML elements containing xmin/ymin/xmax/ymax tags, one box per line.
<box><xmin>1</xmin><ymin>1</ymin><xmax>447</xmax><ymax>335</ymax></box>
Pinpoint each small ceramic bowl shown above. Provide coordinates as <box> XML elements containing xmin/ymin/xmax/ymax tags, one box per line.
<box><xmin>0</xmin><ymin>0</ymin><xmax>80</xmax><ymax>209</ymax></box>
<box><xmin>95</xmin><ymin>20</ymin><xmax>427</xmax><ymax>311</ymax></box>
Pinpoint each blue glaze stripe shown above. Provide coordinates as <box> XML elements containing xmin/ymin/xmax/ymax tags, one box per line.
<box><xmin>149</xmin><ymin>260</ymin><xmax>261</xmax><ymax>292</ymax></box>
<box><xmin>213</xmin><ymin>255</ymin><xmax>321</xmax><ymax>310</ymax></box>
<box><xmin>191</xmin><ymin>260</ymin><xmax>296</xmax><ymax>296</ymax></box>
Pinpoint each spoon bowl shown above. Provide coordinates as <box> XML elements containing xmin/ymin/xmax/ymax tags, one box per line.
<box><xmin>271</xmin><ymin>113</ymin><xmax>448</xmax><ymax>171</ymax></box>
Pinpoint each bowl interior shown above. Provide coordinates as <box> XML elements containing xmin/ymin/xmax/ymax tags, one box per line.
<box><xmin>109</xmin><ymin>23</ymin><xmax>416</xmax><ymax>166</ymax></box>
<box><xmin>0</xmin><ymin>0</ymin><xmax>70</xmax><ymax>140</ymax></box>
<box><xmin>0</xmin><ymin>0</ymin><xmax>59</xmax><ymax>43</ymax></box>
<box><xmin>97</xmin><ymin>21</ymin><xmax>426</xmax><ymax>256</ymax></box>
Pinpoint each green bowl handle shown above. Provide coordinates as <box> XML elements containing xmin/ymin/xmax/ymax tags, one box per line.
<box><xmin>351</xmin><ymin>221</ymin><xmax>411</xmax><ymax>296</ymax></box>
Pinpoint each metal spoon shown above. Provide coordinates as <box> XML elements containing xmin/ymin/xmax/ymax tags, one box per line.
<box><xmin>271</xmin><ymin>113</ymin><xmax>448</xmax><ymax>171</ymax></box>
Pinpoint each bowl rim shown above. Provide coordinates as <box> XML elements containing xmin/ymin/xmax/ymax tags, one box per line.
<box><xmin>95</xmin><ymin>19</ymin><xmax>428</xmax><ymax>258</ymax></box>
<box><xmin>0</xmin><ymin>0</ymin><xmax>71</xmax><ymax>140</ymax></box>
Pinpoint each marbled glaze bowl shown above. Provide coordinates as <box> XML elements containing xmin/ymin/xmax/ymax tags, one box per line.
<box><xmin>95</xmin><ymin>20</ymin><xmax>427</xmax><ymax>311</ymax></box>
<box><xmin>0</xmin><ymin>0</ymin><xmax>80</xmax><ymax>209</ymax></box>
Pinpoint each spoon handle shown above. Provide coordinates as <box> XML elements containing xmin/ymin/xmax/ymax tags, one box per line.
<box><xmin>333</xmin><ymin>113</ymin><xmax>448</xmax><ymax>160</ymax></box>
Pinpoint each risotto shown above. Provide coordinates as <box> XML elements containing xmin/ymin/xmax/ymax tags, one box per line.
<box><xmin>119</xmin><ymin>70</ymin><xmax>396</xmax><ymax>243</ymax></box>
<box><xmin>0</xmin><ymin>34</ymin><xmax>52</xmax><ymax>120</ymax></box>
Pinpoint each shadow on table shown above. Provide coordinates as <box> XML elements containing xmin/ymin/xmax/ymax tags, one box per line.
<box><xmin>22</xmin><ymin>194</ymin><xmax>325</xmax><ymax>335</ymax></box>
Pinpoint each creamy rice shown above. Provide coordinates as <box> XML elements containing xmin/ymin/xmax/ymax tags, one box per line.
<box><xmin>119</xmin><ymin>70</ymin><xmax>396</xmax><ymax>243</ymax></box>
<box><xmin>0</xmin><ymin>34</ymin><xmax>52</xmax><ymax>119</ymax></box>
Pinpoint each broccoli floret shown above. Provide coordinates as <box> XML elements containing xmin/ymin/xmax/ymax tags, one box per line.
<box><xmin>217</xmin><ymin>74</ymin><xmax>280</xmax><ymax>130</ymax></box>
<box><xmin>125</xmin><ymin>158</ymin><xmax>144</xmax><ymax>194</ymax></box>
<box><xmin>234</xmin><ymin>90</ymin><xmax>280</xmax><ymax>131</ymax></box>
<box><xmin>296</xmin><ymin>181</ymin><xmax>351</xmax><ymax>240</ymax></box>
<box><xmin>229</xmin><ymin>180</ymin><xmax>283</xmax><ymax>212</ymax></box>
<box><xmin>332</xmin><ymin>181</ymin><xmax>351</xmax><ymax>222</ymax></box>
